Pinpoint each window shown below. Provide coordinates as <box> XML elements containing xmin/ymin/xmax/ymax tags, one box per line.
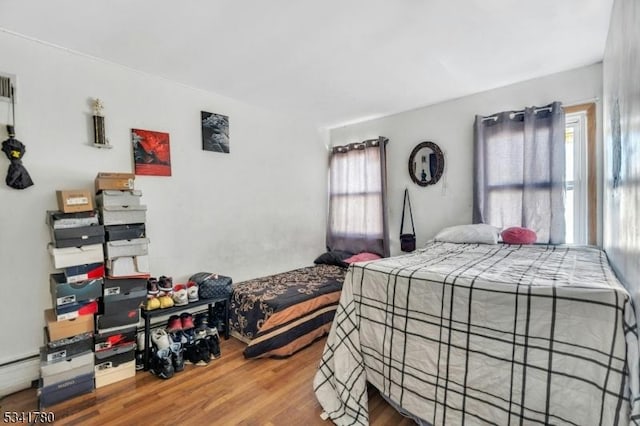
<box><xmin>564</xmin><ymin>103</ymin><xmax>596</xmax><ymax>245</ymax></box>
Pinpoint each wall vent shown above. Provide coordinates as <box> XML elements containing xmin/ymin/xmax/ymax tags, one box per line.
<box><xmin>0</xmin><ymin>72</ymin><xmax>17</xmax><ymax>103</ymax></box>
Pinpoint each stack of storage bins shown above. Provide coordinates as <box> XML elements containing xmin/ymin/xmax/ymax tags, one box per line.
<box><xmin>42</xmin><ymin>190</ymin><xmax>104</xmax><ymax>407</ymax></box>
<box><xmin>93</xmin><ymin>172</ymin><xmax>148</xmax><ymax>388</ymax></box>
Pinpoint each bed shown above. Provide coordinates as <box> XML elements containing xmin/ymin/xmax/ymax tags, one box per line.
<box><xmin>230</xmin><ymin>263</ymin><xmax>347</xmax><ymax>359</ymax></box>
<box><xmin>314</xmin><ymin>242</ymin><xmax>640</xmax><ymax>425</ymax></box>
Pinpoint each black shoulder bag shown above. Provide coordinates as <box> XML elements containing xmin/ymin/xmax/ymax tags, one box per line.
<box><xmin>400</xmin><ymin>188</ymin><xmax>416</xmax><ymax>252</ymax></box>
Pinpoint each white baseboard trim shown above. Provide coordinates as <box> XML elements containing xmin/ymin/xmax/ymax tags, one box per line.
<box><xmin>0</xmin><ymin>356</ymin><xmax>39</xmax><ymax>398</ymax></box>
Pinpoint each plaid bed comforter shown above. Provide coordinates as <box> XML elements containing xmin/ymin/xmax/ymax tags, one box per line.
<box><xmin>314</xmin><ymin>242</ymin><xmax>640</xmax><ymax>425</ymax></box>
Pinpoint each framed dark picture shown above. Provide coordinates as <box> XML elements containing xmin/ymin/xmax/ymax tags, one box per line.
<box><xmin>201</xmin><ymin>111</ymin><xmax>229</xmax><ymax>153</ymax></box>
<box><xmin>131</xmin><ymin>128</ymin><xmax>172</xmax><ymax>176</ymax></box>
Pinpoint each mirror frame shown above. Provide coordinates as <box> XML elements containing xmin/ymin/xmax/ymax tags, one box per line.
<box><xmin>408</xmin><ymin>141</ymin><xmax>445</xmax><ymax>186</ymax></box>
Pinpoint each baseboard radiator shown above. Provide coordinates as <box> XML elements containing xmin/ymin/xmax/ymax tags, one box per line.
<box><xmin>0</xmin><ymin>355</ymin><xmax>39</xmax><ymax>398</ymax></box>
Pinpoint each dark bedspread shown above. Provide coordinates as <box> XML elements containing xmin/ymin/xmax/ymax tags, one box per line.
<box><xmin>230</xmin><ymin>264</ymin><xmax>346</xmax><ymax>343</ymax></box>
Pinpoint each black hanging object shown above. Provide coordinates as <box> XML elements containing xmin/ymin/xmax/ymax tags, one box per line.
<box><xmin>2</xmin><ymin>86</ymin><xmax>33</xmax><ymax>190</ymax></box>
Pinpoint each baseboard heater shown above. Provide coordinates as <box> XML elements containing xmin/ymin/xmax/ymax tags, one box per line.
<box><xmin>0</xmin><ymin>354</ymin><xmax>40</xmax><ymax>398</ymax></box>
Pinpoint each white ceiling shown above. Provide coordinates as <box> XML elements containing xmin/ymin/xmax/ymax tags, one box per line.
<box><xmin>0</xmin><ymin>0</ymin><xmax>613</xmax><ymax>128</ymax></box>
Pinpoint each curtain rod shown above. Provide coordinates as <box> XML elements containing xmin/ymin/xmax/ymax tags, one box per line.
<box><xmin>481</xmin><ymin>105</ymin><xmax>554</xmax><ymax>122</ymax></box>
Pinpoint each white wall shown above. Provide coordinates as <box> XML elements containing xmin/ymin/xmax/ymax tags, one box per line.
<box><xmin>330</xmin><ymin>64</ymin><xmax>603</xmax><ymax>256</ymax></box>
<box><xmin>603</xmin><ymin>0</ymin><xmax>640</xmax><ymax>323</ymax></box>
<box><xmin>0</xmin><ymin>32</ymin><xmax>328</xmax><ymax>366</ymax></box>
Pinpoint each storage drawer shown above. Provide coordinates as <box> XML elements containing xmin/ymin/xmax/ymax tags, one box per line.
<box><xmin>96</xmin><ymin>311</ymin><xmax>140</xmax><ymax>331</ymax></box>
<box><xmin>105</xmin><ymin>223</ymin><xmax>146</xmax><ymax>241</ymax></box>
<box><xmin>94</xmin><ymin>326</ymin><xmax>137</xmax><ymax>352</ymax></box>
<box><xmin>102</xmin><ymin>288</ymin><xmax>146</xmax><ymax>316</ymax></box>
<box><xmin>49</xmin><ymin>244</ymin><xmax>104</xmax><ymax>269</ymax></box>
<box><xmin>95</xmin><ymin>360</ymin><xmax>135</xmax><ymax>389</ymax></box>
<box><xmin>50</xmin><ymin>225</ymin><xmax>105</xmax><ymax>249</ymax></box>
<box><xmin>94</xmin><ymin>342</ymin><xmax>136</xmax><ymax>370</ymax></box>
<box><xmin>105</xmin><ymin>238</ymin><xmax>149</xmax><ymax>259</ymax></box>
<box><xmin>53</xmin><ymin>299</ymin><xmax>98</xmax><ymax>321</ymax></box>
<box><xmin>50</xmin><ymin>273</ymin><xmax>102</xmax><ymax>306</ymax></box>
<box><xmin>40</xmin><ymin>350</ymin><xmax>94</xmax><ymax>387</ymax></box>
<box><xmin>101</xmin><ymin>205</ymin><xmax>147</xmax><ymax>226</ymax></box>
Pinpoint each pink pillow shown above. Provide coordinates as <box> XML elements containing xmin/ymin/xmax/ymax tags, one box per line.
<box><xmin>501</xmin><ymin>227</ymin><xmax>537</xmax><ymax>244</ymax></box>
<box><xmin>344</xmin><ymin>252</ymin><xmax>382</xmax><ymax>264</ymax></box>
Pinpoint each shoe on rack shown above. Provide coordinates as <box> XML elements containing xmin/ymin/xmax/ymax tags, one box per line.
<box><xmin>166</xmin><ymin>315</ymin><xmax>183</xmax><ymax>333</ymax></box>
<box><xmin>205</xmin><ymin>327</ymin><xmax>221</xmax><ymax>359</ymax></box>
<box><xmin>136</xmin><ymin>331</ymin><xmax>145</xmax><ymax>351</ymax></box>
<box><xmin>144</xmin><ymin>296</ymin><xmax>161</xmax><ymax>311</ymax></box>
<box><xmin>194</xmin><ymin>340</ymin><xmax>211</xmax><ymax>366</ymax></box>
<box><xmin>172</xmin><ymin>285</ymin><xmax>188</xmax><ymax>307</ymax></box>
<box><xmin>135</xmin><ymin>350</ymin><xmax>144</xmax><ymax>371</ymax></box>
<box><xmin>180</xmin><ymin>312</ymin><xmax>195</xmax><ymax>330</ymax></box>
<box><xmin>193</xmin><ymin>312</ymin><xmax>209</xmax><ymax>329</ymax></box>
<box><xmin>194</xmin><ymin>327</ymin><xmax>207</xmax><ymax>342</ymax></box>
<box><xmin>151</xmin><ymin>328</ymin><xmax>171</xmax><ymax>351</ymax></box>
<box><xmin>169</xmin><ymin>342</ymin><xmax>185</xmax><ymax>372</ymax></box>
<box><xmin>150</xmin><ymin>348</ymin><xmax>174</xmax><ymax>379</ymax></box>
<box><xmin>159</xmin><ymin>295</ymin><xmax>174</xmax><ymax>309</ymax></box>
<box><xmin>187</xmin><ymin>281</ymin><xmax>199</xmax><ymax>302</ymax></box>
<box><xmin>147</xmin><ymin>277</ymin><xmax>159</xmax><ymax>295</ymax></box>
<box><xmin>158</xmin><ymin>275</ymin><xmax>173</xmax><ymax>292</ymax></box>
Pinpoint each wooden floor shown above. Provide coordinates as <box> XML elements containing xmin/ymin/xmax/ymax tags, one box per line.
<box><xmin>1</xmin><ymin>337</ymin><xmax>414</xmax><ymax>425</ymax></box>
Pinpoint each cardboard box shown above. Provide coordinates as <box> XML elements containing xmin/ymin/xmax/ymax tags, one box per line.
<box><xmin>94</xmin><ymin>326</ymin><xmax>136</xmax><ymax>352</ymax></box>
<box><xmin>95</xmin><ymin>172</ymin><xmax>135</xmax><ymax>192</ymax></box>
<box><xmin>101</xmin><ymin>205</ymin><xmax>147</xmax><ymax>226</ymax></box>
<box><xmin>40</xmin><ymin>350</ymin><xmax>94</xmax><ymax>387</ymax></box>
<box><xmin>105</xmin><ymin>224</ymin><xmax>146</xmax><ymax>242</ymax></box>
<box><xmin>45</xmin><ymin>308</ymin><xmax>94</xmax><ymax>341</ymax></box>
<box><xmin>50</xmin><ymin>273</ymin><xmax>102</xmax><ymax>306</ymax></box>
<box><xmin>47</xmin><ymin>210</ymin><xmax>99</xmax><ymax>229</ymax></box>
<box><xmin>53</xmin><ymin>299</ymin><xmax>98</xmax><ymax>321</ymax></box>
<box><xmin>103</xmin><ymin>277</ymin><xmax>147</xmax><ymax>298</ymax></box>
<box><xmin>96</xmin><ymin>190</ymin><xmax>142</xmax><ymax>207</ymax></box>
<box><xmin>105</xmin><ymin>238</ymin><xmax>149</xmax><ymax>259</ymax></box>
<box><xmin>56</xmin><ymin>190</ymin><xmax>94</xmax><ymax>213</ymax></box>
<box><xmin>39</xmin><ymin>372</ymin><xmax>94</xmax><ymax>408</ymax></box>
<box><xmin>94</xmin><ymin>342</ymin><xmax>136</xmax><ymax>370</ymax></box>
<box><xmin>106</xmin><ymin>255</ymin><xmax>150</xmax><ymax>278</ymax></box>
<box><xmin>96</xmin><ymin>311</ymin><xmax>140</xmax><ymax>330</ymax></box>
<box><xmin>43</xmin><ymin>329</ymin><xmax>93</xmax><ymax>363</ymax></box>
<box><xmin>48</xmin><ymin>243</ymin><xmax>104</xmax><ymax>269</ymax></box>
<box><xmin>64</xmin><ymin>263</ymin><xmax>104</xmax><ymax>283</ymax></box>
<box><xmin>94</xmin><ymin>360</ymin><xmax>135</xmax><ymax>389</ymax></box>
<box><xmin>50</xmin><ymin>224</ymin><xmax>105</xmax><ymax>249</ymax></box>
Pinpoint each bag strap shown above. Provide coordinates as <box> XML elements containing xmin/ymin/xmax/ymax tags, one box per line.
<box><xmin>400</xmin><ymin>188</ymin><xmax>415</xmax><ymax>236</ymax></box>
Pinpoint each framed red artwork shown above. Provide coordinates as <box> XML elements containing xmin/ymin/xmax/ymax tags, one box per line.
<box><xmin>131</xmin><ymin>128</ymin><xmax>171</xmax><ymax>176</ymax></box>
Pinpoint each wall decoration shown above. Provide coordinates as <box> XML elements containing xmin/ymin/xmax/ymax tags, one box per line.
<box><xmin>201</xmin><ymin>111</ymin><xmax>229</xmax><ymax>153</ymax></box>
<box><xmin>131</xmin><ymin>128</ymin><xmax>172</xmax><ymax>176</ymax></box>
<box><xmin>91</xmin><ymin>98</ymin><xmax>111</xmax><ymax>149</ymax></box>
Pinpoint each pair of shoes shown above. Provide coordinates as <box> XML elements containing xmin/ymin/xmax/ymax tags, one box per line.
<box><xmin>158</xmin><ymin>295</ymin><xmax>174</xmax><ymax>309</ymax></box>
<box><xmin>158</xmin><ymin>275</ymin><xmax>173</xmax><ymax>292</ymax></box>
<box><xmin>166</xmin><ymin>313</ymin><xmax>195</xmax><ymax>332</ymax></box>
<box><xmin>169</xmin><ymin>342</ymin><xmax>185</xmax><ymax>372</ymax></box>
<box><xmin>172</xmin><ymin>284</ymin><xmax>189</xmax><ymax>306</ymax></box>
<box><xmin>193</xmin><ymin>312</ymin><xmax>211</xmax><ymax>329</ymax></box>
<box><xmin>205</xmin><ymin>327</ymin><xmax>221</xmax><ymax>359</ymax></box>
<box><xmin>187</xmin><ymin>281</ymin><xmax>198</xmax><ymax>302</ymax></box>
<box><xmin>149</xmin><ymin>348</ymin><xmax>174</xmax><ymax>379</ymax></box>
<box><xmin>145</xmin><ymin>296</ymin><xmax>161</xmax><ymax>311</ymax></box>
<box><xmin>135</xmin><ymin>350</ymin><xmax>144</xmax><ymax>371</ymax></box>
<box><xmin>184</xmin><ymin>341</ymin><xmax>210</xmax><ymax>366</ymax></box>
<box><xmin>151</xmin><ymin>328</ymin><xmax>172</xmax><ymax>351</ymax></box>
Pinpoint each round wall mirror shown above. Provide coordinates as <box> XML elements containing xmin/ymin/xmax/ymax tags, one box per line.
<box><xmin>408</xmin><ymin>141</ymin><xmax>444</xmax><ymax>186</ymax></box>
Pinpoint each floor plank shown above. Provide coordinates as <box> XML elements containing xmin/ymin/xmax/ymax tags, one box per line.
<box><xmin>1</xmin><ymin>337</ymin><xmax>415</xmax><ymax>425</ymax></box>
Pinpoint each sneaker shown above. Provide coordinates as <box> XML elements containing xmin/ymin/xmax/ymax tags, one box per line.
<box><xmin>158</xmin><ymin>276</ymin><xmax>173</xmax><ymax>292</ymax></box>
<box><xmin>181</xmin><ymin>328</ymin><xmax>195</xmax><ymax>345</ymax></box>
<box><xmin>180</xmin><ymin>313</ymin><xmax>195</xmax><ymax>330</ymax></box>
<box><xmin>144</xmin><ymin>296</ymin><xmax>161</xmax><ymax>311</ymax></box>
<box><xmin>187</xmin><ymin>281</ymin><xmax>199</xmax><ymax>302</ymax></box>
<box><xmin>151</xmin><ymin>328</ymin><xmax>171</xmax><ymax>351</ymax></box>
<box><xmin>147</xmin><ymin>277</ymin><xmax>159</xmax><ymax>295</ymax></box>
<box><xmin>204</xmin><ymin>327</ymin><xmax>221</xmax><ymax>359</ymax></box>
<box><xmin>193</xmin><ymin>312</ymin><xmax>209</xmax><ymax>329</ymax></box>
<box><xmin>194</xmin><ymin>327</ymin><xmax>207</xmax><ymax>342</ymax></box>
<box><xmin>135</xmin><ymin>350</ymin><xmax>144</xmax><ymax>371</ymax></box>
<box><xmin>136</xmin><ymin>332</ymin><xmax>146</xmax><ymax>351</ymax></box>
<box><xmin>184</xmin><ymin>342</ymin><xmax>207</xmax><ymax>366</ymax></box>
<box><xmin>194</xmin><ymin>340</ymin><xmax>211</xmax><ymax>366</ymax></box>
<box><xmin>150</xmin><ymin>348</ymin><xmax>175</xmax><ymax>379</ymax></box>
<box><xmin>159</xmin><ymin>295</ymin><xmax>174</xmax><ymax>309</ymax></box>
<box><xmin>166</xmin><ymin>315</ymin><xmax>182</xmax><ymax>333</ymax></box>
<box><xmin>172</xmin><ymin>285</ymin><xmax>188</xmax><ymax>307</ymax></box>
<box><xmin>169</xmin><ymin>342</ymin><xmax>184</xmax><ymax>372</ymax></box>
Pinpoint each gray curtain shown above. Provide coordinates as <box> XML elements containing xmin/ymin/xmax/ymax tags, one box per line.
<box><xmin>327</xmin><ymin>137</ymin><xmax>390</xmax><ymax>257</ymax></box>
<box><xmin>473</xmin><ymin>102</ymin><xmax>566</xmax><ymax>244</ymax></box>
